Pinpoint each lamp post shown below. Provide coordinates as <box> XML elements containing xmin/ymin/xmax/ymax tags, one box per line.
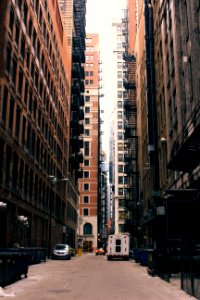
<box><xmin>48</xmin><ymin>176</ymin><xmax>68</xmax><ymax>258</ymax></box>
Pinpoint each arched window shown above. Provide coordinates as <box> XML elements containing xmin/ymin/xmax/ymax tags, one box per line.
<box><xmin>84</xmin><ymin>223</ymin><xmax>92</xmax><ymax>235</ymax></box>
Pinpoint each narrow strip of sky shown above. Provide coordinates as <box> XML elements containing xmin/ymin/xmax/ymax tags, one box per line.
<box><xmin>86</xmin><ymin>0</ymin><xmax>127</xmax><ymax>154</ymax></box>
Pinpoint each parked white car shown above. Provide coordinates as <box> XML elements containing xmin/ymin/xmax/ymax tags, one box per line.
<box><xmin>51</xmin><ymin>244</ymin><xmax>71</xmax><ymax>260</ymax></box>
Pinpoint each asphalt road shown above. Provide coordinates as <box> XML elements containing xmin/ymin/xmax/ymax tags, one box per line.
<box><xmin>1</xmin><ymin>254</ymin><xmax>196</xmax><ymax>300</ymax></box>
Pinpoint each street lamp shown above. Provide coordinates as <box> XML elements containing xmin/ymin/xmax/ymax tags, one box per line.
<box><xmin>48</xmin><ymin>175</ymin><xmax>69</xmax><ymax>258</ymax></box>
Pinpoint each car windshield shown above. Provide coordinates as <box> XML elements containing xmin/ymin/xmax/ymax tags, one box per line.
<box><xmin>54</xmin><ymin>245</ymin><xmax>67</xmax><ymax>250</ymax></box>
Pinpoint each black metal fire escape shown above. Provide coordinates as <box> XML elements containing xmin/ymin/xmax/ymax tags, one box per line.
<box><xmin>122</xmin><ymin>12</ymin><xmax>140</xmax><ymax>245</ymax></box>
<box><xmin>70</xmin><ymin>0</ymin><xmax>86</xmax><ymax>182</ymax></box>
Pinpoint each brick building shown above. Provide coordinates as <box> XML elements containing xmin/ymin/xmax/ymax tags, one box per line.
<box><xmin>0</xmin><ymin>0</ymin><xmax>75</xmax><ymax>253</ymax></box>
<box><xmin>78</xmin><ymin>33</ymin><xmax>99</xmax><ymax>251</ymax></box>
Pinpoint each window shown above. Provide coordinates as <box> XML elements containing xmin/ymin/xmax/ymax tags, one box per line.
<box><xmin>26</xmin><ymin>50</ymin><xmax>30</xmax><ymax>70</ymax></box>
<box><xmin>84</xmin><ymin>141</ymin><xmax>90</xmax><ymax>156</ymax></box>
<box><xmin>23</xmin><ymin>2</ymin><xmax>28</xmax><ymax>26</ymax></box>
<box><xmin>84</xmin><ymin>171</ymin><xmax>89</xmax><ymax>178</ymax></box>
<box><xmin>86</xmin><ymin>38</ymin><xmax>92</xmax><ymax>43</ymax></box>
<box><xmin>24</xmin><ymin>80</ymin><xmax>29</xmax><ymax>105</ymax></box>
<box><xmin>118</xmin><ymin>143</ymin><xmax>123</xmax><ymax>151</ymax></box>
<box><xmin>83</xmin><ymin>208</ymin><xmax>89</xmax><ymax>216</ymax></box>
<box><xmin>119</xmin><ymin>224</ymin><xmax>125</xmax><ymax>233</ymax></box>
<box><xmin>85</xmin><ymin>129</ymin><xmax>90</xmax><ymax>136</ymax></box>
<box><xmin>84</xmin><ymin>183</ymin><xmax>89</xmax><ymax>191</ymax></box>
<box><xmin>22</xmin><ymin>116</ymin><xmax>26</xmax><ymax>145</ymax></box>
<box><xmin>118</xmin><ymin>165</ymin><xmax>123</xmax><ymax>173</ymax></box>
<box><xmin>117</xmin><ymin>62</ymin><xmax>122</xmax><ymax>69</ymax></box>
<box><xmin>15</xmin><ymin>106</ymin><xmax>21</xmax><ymax>139</ymax></box>
<box><xmin>8</xmin><ymin>97</ymin><xmax>14</xmax><ymax>132</ymax></box>
<box><xmin>118</xmin><ymin>176</ymin><xmax>123</xmax><ymax>184</ymax></box>
<box><xmin>119</xmin><ymin>199</ymin><xmax>125</xmax><ymax>208</ymax></box>
<box><xmin>90</xmin><ymin>71</ymin><xmax>93</xmax><ymax>76</ymax></box>
<box><xmin>118</xmin><ymin>121</ymin><xmax>123</xmax><ymax>129</ymax></box>
<box><xmin>11</xmin><ymin>57</ymin><xmax>17</xmax><ymax>85</ymax></box>
<box><xmin>118</xmin><ymin>154</ymin><xmax>123</xmax><ymax>161</ymax></box>
<box><xmin>84</xmin><ymin>160</ymin><xmax>89</xmax><ymax>166</ymax></box>
<box><xmin>84</xmin><ymin>222</ymin><xmax>92</xmax><ymax>234</ymax></box>
<box><xmin>2</xmin><ymin>86</ymin><xmax>8</xmax><ymax>122</ymax></box>
<box><xmin>85</xmin><ymin>96</ymin><xmax>90</xmax><ymax>102</ymax></box>
<box><xmin>117</xmin><ymin>81</ymin><xmax>122</xmax><ymax>88</ymax></box>
<box><xmin>15</xmin><ymin>21</ymin><xmax>20</xmax><ymax>46</ymax></box>
<box><xmin>118</xmin><ymin>188</ymin><xmax>123</xmax><ymax>195</ymax></box>
<box><xmin>117</xmin><ymin>101</ymin><xmax>122</xmax><ymax>108</ymax></box>
<box><xmin>28</xmin><ymin>18</ymin><xmax>33</xmax><ymax>38</ymax></box>
<box><xmin>18</xmin><ymin>68</ymin><xmax>23</xmax><ymax>96</ymax></box>
<box><xmin>85</xmin><ymin>107</ymin><xmax>90</xmax><ymax>113</ymax></box>
<box><xmin>6</xmin><ymin>44</ymin><xmax>12</xmax><ymax>73</ymax></box>
<box><xmin>117</xmin><ymin>111</ymin><xmax>123</xmax><ymax>119</ymax></box>
<box><xmin>117</xmin><ymin>91</ymin><xmax>122</xmax><ymax>98</ymax></box>
<box><xmin>83</xmin><ymin>196</ymin><xmax>89</xmax><ymax>203</ymax></box>
<box><xmin>117</xmin><ymin>71</ymin><xmax>122</xmax><ymax>78</ymax></box>
<box><xmin>85</xmin><ymin>118</ymin><xmax>90</xmax><ymax>124</ymax></box>
<box><xmin>20</xmin><ymin>35</ymin><xmax>25</xmax><ymax>59</ymax></box>
<box><xmin>90</xmin><ymin>80</ymin><xmax>93</xmax><ymax>84</ymax></box>
<box><xmin>119</xmin><ymin>211</ymin><xmax>127</xmax><ymax>220</ymax></box>
<box><xmin>118</xmin><ymin>132</ymin><xmax>123</xmax><ymax>140</ymax></box>
<box><xmin>9</xmin><ymin>7</ymin><xmax>15</xmax><ymax>34</ymax></box>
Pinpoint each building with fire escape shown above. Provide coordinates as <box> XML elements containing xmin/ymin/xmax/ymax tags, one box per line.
<box><xmin>67</xmin><ymin>0</ymin><xmax>86</xmax><ymax>248</ymax></box>
<box><xmin>122</xmin><ymin>5</ymin><xmax>140</xmax><ymax>248</ymax></box>
<box><xmin>135</xmin><ymin>0</ymin><xmax>200</xmax><ymax>287</ymax></box>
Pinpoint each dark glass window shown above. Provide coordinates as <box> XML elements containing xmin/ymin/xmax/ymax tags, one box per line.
<box><xmin>21</xmin><ymin>116</ymin><xmax>26</xmax><ymax>145</ymax></box>
<box><xmin>15</xmin><ymin>106</ymin><xmax>21</xmax><ymax>139</ymax></box>
<box><xmin>26</xmin><ymin>50</ymin><xmax>30</xmax><ymax>70</ymax></box>
<box><xmin>23</xmin><ymin>2</ymin><xmax>28</xmax><ymax>26</ymax></box>
<box><xmin>20</xmin><ymin>35</ymin><xmax>25</xmax><ymax>59</ymax></box>
<box><xmin>18</xmin><ymin>68</ymin><xmax>23</xmax><ymax>96</ymax></box>
<box><xmin>84</xmin><ymin>141</ymin><xmax>90</xmax><ymax>156</ymax></box>
<box><xmin>83</xmin><ymin>196</ymin><xmax>89</xmax><ymax>203</ymax></box>
<box><xmin>29</xmin><ymin>90</ymin><xmax>33</xmax><ymax>112</ymax></box>
<box><xmin>83</xmin><ymin>209</ymin><xmax>89</xmax><ymax>217</ymax></box>
<box><xmin>6</xmin><ymin>44</ymin><xmax>12</xmax><ymax>73</ymax></box>
<box><xmin>11</xmin><ymin>57</ymin><xmax>17</xmax><ymax>85</ymax></box>
<box><xmin>15</xmin><ymin>21</ymin><xmax>20</xmax><ymax>46</ymax></box>
<box><xmin>8</xmin><ymin>97</ymin><xmax>14</xmax><ymax>132</ymax></box>
<box><xmin>84</xmin><ymin>171</ymin><xmax>89</xmax><ymax>178</ymax></box>
<box><xmin>84</xmin><ymin>222</ymin><xmax>92</xmax><ymax>234</ymax></box>
<box><xmin>4</xmin><ymin>145</ymin><xmax>12</xmax><ymax>187</ymax></box>
<box><xmin>24</xmin><ymin>80</ymin><xmax>28</xmax><ymax>105</ymax></box>
<box><xmin>84</xmin><ymin>183</ymin><xmax>89</xmax><ymax>191</ymax></box>
<box><xmin>2</xmin><ymin>86</ymin><xmax>8</xmax><ymax>122</ymax></box>
<box><xmin>28</xmin><ymin>18</ymin><xmax>33</xmax><ymax>38</ymax></box>
<box><xmin>12</xmin><ymin>152</ymin><xmax>18</xmax><ymax>190</ymax></box>
<box><xmin>9</xmin><ymin>7</ymin><xmax>15</xmax><ymax>34</ymax></box>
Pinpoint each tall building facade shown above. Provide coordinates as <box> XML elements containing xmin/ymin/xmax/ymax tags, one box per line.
<box><xmin>133</xmin><ymin>0</ymin><xmax>200</xmax><ymax>286</ymax></box>
<box><xmin>111</xmin><ymin>18</ymin><xmax>126</xmax><ymax>235</ymax></box>
<box><xmin>0</xmin><ymin>0</ymin><xmax>86</xmax><ymax>252</ymax></box>
<box><xmin>78</xmin><ymin>33</ymin><xmax>99</xmax><ymax>251</ymax></box>
<box><xmin>62</xmin><ymin>0</ymin><xmax>86</xmax><ymax>249</ymax></box>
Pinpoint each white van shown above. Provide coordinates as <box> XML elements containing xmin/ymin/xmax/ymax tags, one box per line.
<box><xmin>107</xmin><ymin>234</ymin><xmax>130</xmax><ymax>260</ymax></box>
